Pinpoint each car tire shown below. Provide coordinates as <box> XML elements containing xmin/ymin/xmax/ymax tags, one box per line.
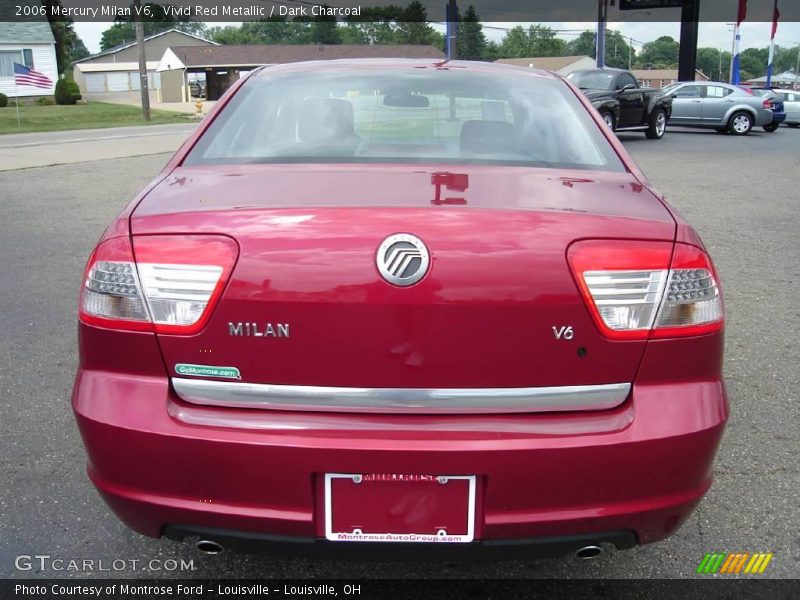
<box><xmin>728</xmin><ymin>111</ymin><xmax>753</xmax><ymax>135</ymax></box>
<box><xmin>600</xmin><ymin>110</ymin><xmax>616</xmax><ymax>131</ymax></box>
<box><xmin>645</xmin><ymin>109</ymin><xmax>667</xmax><ymax>139</ymax></box>
<box><xmin>763</xmin><ymin>122</ymin><xmax>779</xmax><ymax>133</ymax></box>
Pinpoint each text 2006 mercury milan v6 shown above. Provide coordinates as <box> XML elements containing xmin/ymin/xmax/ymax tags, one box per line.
<box><xmin>72</xmin><ymin>59</ymin><xmax>727</xmax><ymax>560</ymax></box>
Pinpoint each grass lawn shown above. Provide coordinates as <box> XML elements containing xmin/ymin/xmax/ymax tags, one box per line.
<box><xmin>0</xmin><ymin>102</ymin><xmax>192</xmax><ymax>135</ymax></box>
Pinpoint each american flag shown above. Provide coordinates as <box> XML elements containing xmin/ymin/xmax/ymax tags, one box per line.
<box><xmin>14</xmin><ymin>62</ymin><xmax>53</xmax><ymax>89</ymax></box>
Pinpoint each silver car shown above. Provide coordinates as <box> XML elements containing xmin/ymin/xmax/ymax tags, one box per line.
<box><xmin>661</xmin><ymin>81</ymin><xmax>773</xmax><ymax>135</ymax></box>
<box><xmin>773</xmin><ymin>89</ymin><xmax>800</xmax><ymax>127</ymax></box>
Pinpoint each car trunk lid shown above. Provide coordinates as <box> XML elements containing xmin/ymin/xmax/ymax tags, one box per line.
<box><xmin>131</xmin><ymin>164</ymin><xmax>675</xmax><ymax>408</ymax></box>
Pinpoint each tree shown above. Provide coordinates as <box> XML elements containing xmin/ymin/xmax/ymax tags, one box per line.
<box><xmin>482</xmin><ymin>40</ymin><xmax>502</xmax><ymax>62</ymax></box>
<box><xmin>499</xmin><ymin>25</ymin><xmax>566</xmax><ymax>59</ymax></box>
<box><xmin>42</xmin><ymin>0</ymin><xmax>76</xmax><ymax>73</ymax></box>
<box><xmin>99</xmin><ymin>4</ymin><xmax>208</xmax><ymax>50</ymax></box>
<box><xmin>209</xmin><ymin>19</ymin><xmax>316</xmax><ymax>45</ymax></box>
<box><xmin>604</xmin><ymin>30</ymin><xmax>636</xmax><ymax>69</ymax></box>
<box><xmin>696</xmin><ymin>47</ymin><xmax>730</xmax><ymax>82</ymax></box>
<box><xmin>499</xmin><ymin>26</ymin><xmax>530</xmax><ymax>58</ymax></box>
<box><xmin>207</xmin><ymin>25</ymin><xmax>254</xmax><ymax>45</ymax></box>
<box><xmin>309</xmin><ymin>8</ymin><xmax>341</xmax><ymax>44</ymax></box>
<box><xmin>343</xmin><ymin>6</ymin><xmax>404</xmax><ymax>45</ymax></box>
<box><xmin>456</xmin><ymin>5</ymin><xmax>486</xmax><ymax>61</ymax></box>
<box><xmin>738</xmin><ymin>47</ymin><xmax>769</xmax><ymax>80</ymax></box>
<box><xmin>70</xmin><ymin>35</ymin><xmax>90</xmax><ymax>62</ymax></box>
<box><xmin>395</xmin><ymin>2</ymin><xmax>438</xmax><ymax>45</ymax></box>
<box><xmin>566</xmin><ymin>31</ymin><xmax>596</xmax><ymax>58</ymax></box>
<box><xmin>774</xmin><ymin>45</ymin><xmax>799</xmax><ymax>74</ymax></box>
<box><xmin>636</xmin><ymin>36</ymin><xmax>679</xmax><ymax>68</ymax></box>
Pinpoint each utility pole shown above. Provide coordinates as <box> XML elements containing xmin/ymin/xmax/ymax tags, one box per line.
<box><xmin>628</xmin><ymin>36</ymin><xmax>633</xmax><ymax>70</ymax></box>
<box><xmin>795</xmin><ymin>43</ymin><xmax>800</xmax><ymax>90</ymax></box>
<box><xmin>133</xmin><ymin>0</ymin><xmax>150</xmax><ymax>121</ymax></box>
<box><xmin>728</xmin><ymin>23</ymin><xmax>737</xmax><ymax>84</ymax></box>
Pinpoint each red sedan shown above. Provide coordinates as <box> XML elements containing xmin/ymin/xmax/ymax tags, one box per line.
<box><xmin>72</xmin><ymin>59</ymin><xmax>726</xmax><ymax>560</ymax></box>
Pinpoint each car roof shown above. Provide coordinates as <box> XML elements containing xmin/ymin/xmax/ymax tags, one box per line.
<box><xmin>249</xmin><ymin>58</ymin><xmax>561</xmax><ymax>81</ymax></box>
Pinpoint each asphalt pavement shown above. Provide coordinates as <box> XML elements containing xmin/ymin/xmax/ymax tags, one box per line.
<box><xmin>0</xmin><ymin>124</ymin><xmax>198</xmax><ymax>171</ymax></box>
<box><xmin>0</xmin><ymin>125</ymin><xmax>798</xmax><ymax>580</ymax></box>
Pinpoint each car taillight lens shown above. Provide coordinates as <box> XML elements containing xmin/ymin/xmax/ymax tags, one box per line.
<box><xmin>80</xmin><ymin>235</ymin><xmax>238</xmax><ymax>334</ymax></box>
<box><xmin>763</xmin><ymin>99</ymin><xmax>772</xmax><ymax>109</ymax></box>
<box><xmin>568</xmin><ymin>240</ymin><xmax>723</xmax><ymax>340</ymax></box>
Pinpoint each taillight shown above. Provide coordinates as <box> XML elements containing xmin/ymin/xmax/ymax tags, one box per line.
<box><xmin>568</xmin><ymin>240</ymin><xmax>723</xmax><ymax>340</ymax></box>
<box><xmin>763</xmin><ymin>99</ymin><xmax>772</xmax><ymax>109</ymax></box>
<box><xmin>80</xmin><ymin>235</ymin><xmax>238</xmax><ymax>334</ymax></box>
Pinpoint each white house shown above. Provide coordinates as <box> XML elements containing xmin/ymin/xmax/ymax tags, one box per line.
<box><xmin>0</xmin><ymin>21</ymin><xmax>58</xmax><ymax>98</ymax></box>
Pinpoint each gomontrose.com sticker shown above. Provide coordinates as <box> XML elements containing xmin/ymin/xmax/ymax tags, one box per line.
<box><xmin>174</xmin><ymin>364</ymin><xmax>240</xmax><ymax>379</ymax></box>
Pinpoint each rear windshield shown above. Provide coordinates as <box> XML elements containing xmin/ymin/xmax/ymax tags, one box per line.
<box><xmin>566</xmin><ymin>70</ymin><xmax>615</xmax><ymax>91</ymax></box>
<box><xmin>184</xmin><ymin>68</ymin><xmax>624</xmax><ymax>172</ymax></box>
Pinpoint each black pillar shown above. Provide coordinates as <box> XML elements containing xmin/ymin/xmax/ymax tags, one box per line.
<box><xmin>678</xmin><ymin>0</ymin><xmax>700</xmax><ymax>81</ymax></box>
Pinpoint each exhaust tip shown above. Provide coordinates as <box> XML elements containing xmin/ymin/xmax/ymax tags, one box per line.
<box><xmin>575</xmin><ymin>545</ymin><xmax>604</xmax><ymax>560</ymax></box>
<box><xmin>195</xmin><ymin>540</ymin><xmax>223</xmax><ymax>555</ymax></box>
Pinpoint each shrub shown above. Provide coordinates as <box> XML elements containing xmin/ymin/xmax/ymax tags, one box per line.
<box><xmin>0</xmin><ymin>93</ymin><xmax>7</xmax><ymax>108</ymax></box>
<box><xmin>67</xmin><ymin>79</ymin><xmax>82</xmax><ymax>103</ymax></box>
<box><xmin>36</xmin><ymin>96</ymin><xmax>55</xmax><ymax>106</ymax></box>
<box><xmin>55</xmin><ymin>78</ymin><xmax>81</xmax><ymax>105</ymax></box>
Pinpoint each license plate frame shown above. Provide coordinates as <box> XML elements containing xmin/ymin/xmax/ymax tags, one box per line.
<box><xmin>324</xmin><ymin>473</ymin><xmax>476</xmax><ymax>543</ymax></box>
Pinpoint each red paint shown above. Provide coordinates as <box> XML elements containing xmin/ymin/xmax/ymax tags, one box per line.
<box><xmin>72</xmin><ymin>60</ymin><xmax>726</xmax><ymax>553</ymax></box>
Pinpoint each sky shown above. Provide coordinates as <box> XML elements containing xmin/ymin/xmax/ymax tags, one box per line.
<box><xmin>74</xmin><ymin>20</ymin><xmax>800</xmax><ymax>57</ymax></box>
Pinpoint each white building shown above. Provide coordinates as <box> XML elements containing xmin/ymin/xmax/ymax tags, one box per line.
<box><xmin>0</xmin><ymin>21</ymin><xmax>57</xmax><ymax>98</ymax></box>
<box><xmin>72</xmin><ymin>29</ymin><xmax>216</xmax><ymax>98</ymax></box>
<box><xmin>744</xmin><ymin>71</ymin><xmax>800</xmax><ymax>90</ymax></box>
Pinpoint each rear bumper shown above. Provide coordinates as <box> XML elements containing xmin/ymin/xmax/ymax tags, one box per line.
<box><xmin>747</xmin><ymin>108</ymin><xmax>774</xmax><ymax>126</ymax></box>
<box><xmin>73</xmin><ymin>364</ymin><xmax>727</xmax><ymax>555</ymax></box>
<box><xmin>163</xmin><ymin>525</ymin><xmax>637</xmax><ymax>561</ymax></box>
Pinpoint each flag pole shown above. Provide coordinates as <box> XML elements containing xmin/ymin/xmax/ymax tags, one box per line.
<box><xmin>731</xmin><ymin>0</ymin><xmax>747</xmax><ymax>86</ymax></box>
<box><xmin>14</xmin><ymin>77</ymin><xmax>21</xmax><ymax>129</ymax></box>
<box><xmin>766</xmin><ymin>0</ymin><xmax>779</xmax><ymax>88</ymax></box>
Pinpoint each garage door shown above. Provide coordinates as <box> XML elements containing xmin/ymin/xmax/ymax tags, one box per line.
<box><xmin>85</xmin><ymin>73</ymin><xmax>106</xmax><ymax>93</ymax></box>
<box><xmin>107</xmin><ymin>72</ymin><xmax>131</xmax><ymax>92</ymax></box>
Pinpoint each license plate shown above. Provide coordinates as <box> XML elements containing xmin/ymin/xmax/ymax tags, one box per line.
<box><xmin>324</xmin><ymin>473</ymin><xmax>476</xmax><ymax>543</ymax></box>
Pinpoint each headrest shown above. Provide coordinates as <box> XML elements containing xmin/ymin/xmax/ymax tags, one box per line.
<box><xmin>460</xmin><ymin>120</ymin><xmax>516</xmax><ymax>155</ymax></box>
<box><xmin>297</xmin><ymin>98</ymin><xmax>356</xmax><ymax>143</ymax></box>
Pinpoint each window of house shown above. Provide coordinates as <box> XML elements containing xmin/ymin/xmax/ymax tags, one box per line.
<box><xmin>0</xmin><ymin>50</ymin><xmax>23</xmax><ymax>77</ymax></box>
<box><xmin>22</xmin><ymin>49</ymin><xmax>34</xmax><ymax>68</ymax></box>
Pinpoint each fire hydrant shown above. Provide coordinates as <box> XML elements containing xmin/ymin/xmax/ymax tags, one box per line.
<box><xmin>194</xmin><ymin>99</ymin><xmax>204</xmax><ymax>118</ymax></box>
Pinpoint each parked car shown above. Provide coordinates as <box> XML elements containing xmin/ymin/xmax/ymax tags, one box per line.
<box><xmin>566</xmin><ymin>68</ymin><xmax>672</xmax><ymax>139</ymax></box>
<box><xmin>73</xmin><ymin>59</ymin><xmax>727</xmax><ymax>560</ymax></box>
<box><xmin>770</xmin><ymin>88</ymin><xmax>800</xmax><ymax>127</ymax></box>
<box><xmin>744</xmin><ymin>87</ymin><xmax>786</xmax><ymax>132</ymax></box>
<box><xmin>661</xmin><ymin>81</ymin><xmax>773</xmax><ymax>135</ymax></box>
<box><xmin>189</xmin><ymin>80</ymin><xmax>206</xmax><ymax>98</ymax></box>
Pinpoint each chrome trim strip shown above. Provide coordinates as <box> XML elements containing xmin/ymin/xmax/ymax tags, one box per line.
<box><xmin>171</xmin><ymin>378</ymin><xmax>630</xmax><ymax>414</ymax></box>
